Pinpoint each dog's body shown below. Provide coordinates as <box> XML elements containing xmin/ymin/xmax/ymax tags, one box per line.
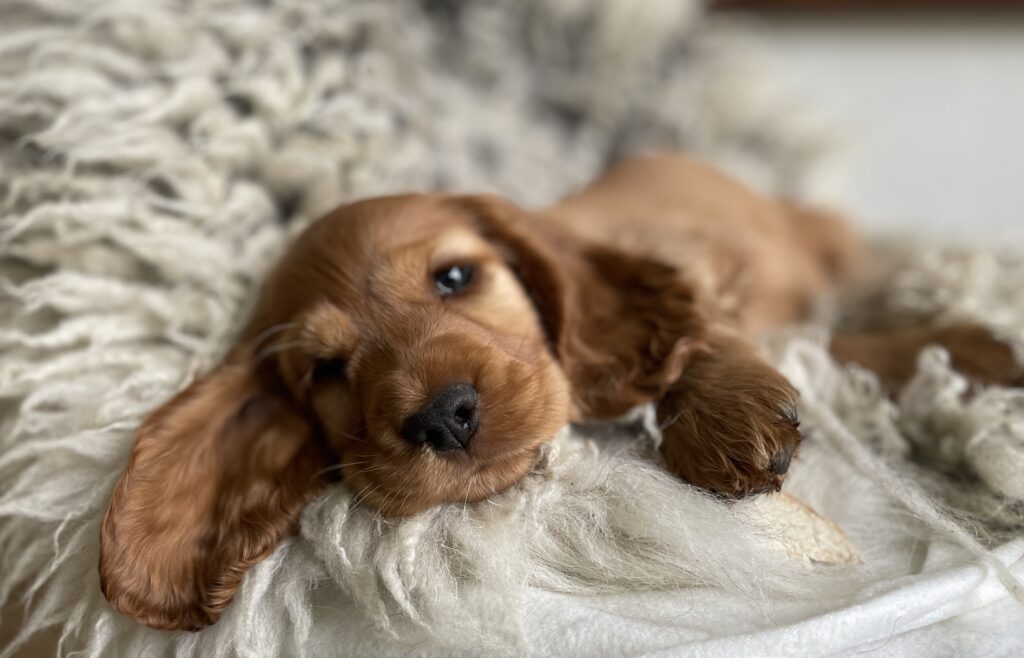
<box><xmin>532</xmin><ymin>154</ymin><xmax>858</xmax><ymax>493</ymax></box>
<box><xmin>99</xmin><ymin>153</ymin><xmax>1022</xmax><ymax>630</ymax></box>
<box><xmin>545</xmin><ymin>155</ymin><xmax>856</xmax><ymax>333</ymax></box>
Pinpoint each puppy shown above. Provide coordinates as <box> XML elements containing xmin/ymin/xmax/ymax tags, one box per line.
<box><xmin>99</xmin><ymin>154</ymin><xmax>1022</xmax><ymax>630</ymax></box>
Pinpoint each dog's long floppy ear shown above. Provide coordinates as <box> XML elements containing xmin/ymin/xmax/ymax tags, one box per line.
<box><xmin>99</xmin><ymin>356</ymin><xmax>330</xmax><ymax>630</ymax></box>
<box><xmin>459</xmin><ymin>194</ymin><xmax>708</xmax><ymax>419</ymax></box>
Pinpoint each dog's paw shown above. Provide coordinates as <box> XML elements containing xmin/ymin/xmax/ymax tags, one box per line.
<box><xmin>831</xmin><ymin>323</ymin><xmax>1024</xmax><ymax>393</ymax></box>
<box><xmin>656</xmin><ymin>359</ymin><xmax>802</xmax><ymax>498</ymax></box>
<box><xmin>932</xmin><ymin>324</ymin><xmax>1024</xmax><ymax>389</ymax></box>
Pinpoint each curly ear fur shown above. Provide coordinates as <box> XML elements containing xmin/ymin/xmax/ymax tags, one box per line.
<box><xmin>459</xmin><ymin>195</ymin><xmax>707</xmax><ymax>419</ymax></box>
<box><xmin>562</xmin><ymin>246</ymin><xmax>708</xmax><ymax>417</ymax></box>
<box><xmin>99</xmin><ymin>363</ymin><xmax>331</xmax><ymax>630</ymax></box>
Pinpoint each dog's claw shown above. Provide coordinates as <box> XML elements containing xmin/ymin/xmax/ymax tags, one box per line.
<box><xmin>769</xmin><ymin>443</ymin><xmax>795</xmax><ymax>476</ymax></box>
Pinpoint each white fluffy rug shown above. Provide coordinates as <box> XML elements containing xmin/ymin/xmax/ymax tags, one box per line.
<box><xmin>3</xmin><ymin>1</ymin><xmax>1024</xmax><ymax>656</ymax></box>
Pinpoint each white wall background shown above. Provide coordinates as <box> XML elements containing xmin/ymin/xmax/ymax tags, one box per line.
<box><xmin>728</xmin><ymin>11</ymin><xmax>1024</xmax><ymax>242</ymax></box>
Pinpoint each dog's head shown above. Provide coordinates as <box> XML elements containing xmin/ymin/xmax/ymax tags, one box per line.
<box><xmin>99</xmin><ymin>194</ymin><xmax>705</xmax><ymax>629</ymax></box>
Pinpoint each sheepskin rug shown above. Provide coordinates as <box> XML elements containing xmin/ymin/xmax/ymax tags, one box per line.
<box><xmin>2</xmin><ymin>1</ymin><xmax>1024</xmax><ymax>656</ymax></box>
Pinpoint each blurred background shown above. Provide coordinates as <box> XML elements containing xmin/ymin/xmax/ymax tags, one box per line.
<box><xmin>713</xmin><ymin>1</ymin><xmax>1024</xmax><ymax>242</ymax></box>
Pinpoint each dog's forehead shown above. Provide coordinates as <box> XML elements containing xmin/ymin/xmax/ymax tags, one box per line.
<box><xmin>315</xmin><ymin>194</ymin><xmax>472</xmax><ymax>256</ymax></box>
<box><xmin>330</xmin><ymin>195</ymin><xmax>485</xmax><ymax>264</ymax></box>
<box><xmin>266</xmin><ymin>194</ymin><xmax>488</xmax><ymax>317</ymax></box>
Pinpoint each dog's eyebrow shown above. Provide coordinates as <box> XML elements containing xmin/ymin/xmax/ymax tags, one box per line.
<box><xmin>362</xmin><ymin>229</ymin><xmax>490</xmax><ymax>305</ymax></box>
<box><xmin>427</xmin><ymin>229</ymin><xmax>489</xmax><ymax>265</ymax></box>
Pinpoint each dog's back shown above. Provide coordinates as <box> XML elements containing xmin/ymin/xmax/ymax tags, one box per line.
<box><xmin>544</xmin><ymin>153</ymin><xmax>861</xmax><ymax>332</ymax></box>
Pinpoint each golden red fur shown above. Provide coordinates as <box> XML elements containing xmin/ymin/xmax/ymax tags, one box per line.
<box><xmin>99</xmin><ymin>153</ymin><xmax>1021</xmax><ymax>630</ymax></box>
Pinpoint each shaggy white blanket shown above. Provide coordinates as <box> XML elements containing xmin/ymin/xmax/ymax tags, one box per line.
<box><xmin>2</xmin><ymin>1</ymin><xmax>1024</xmax><ymax>656</ymax></box>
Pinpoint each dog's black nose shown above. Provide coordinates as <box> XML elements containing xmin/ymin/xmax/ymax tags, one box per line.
<box><xmin>400</xmin><ymin>383</ymin><xmax>480</xmax><ymax>451</ymax></box>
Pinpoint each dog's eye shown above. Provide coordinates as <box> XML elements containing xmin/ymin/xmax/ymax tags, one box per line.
<box><xmin>311</xmin><ymin>357</ymin><xmax>346</xmax><ymax>382</ymax></box>
<box><xmin>433</xmin><ymin>264</ymin><xmax>475</xmax><ymax>297</ymax></box>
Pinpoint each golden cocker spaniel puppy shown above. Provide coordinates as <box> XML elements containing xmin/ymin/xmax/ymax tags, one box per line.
<box><xmin>100</xmin><ymin>154</ymin><xmax>1022</xmax><ymax>630</ymax></box>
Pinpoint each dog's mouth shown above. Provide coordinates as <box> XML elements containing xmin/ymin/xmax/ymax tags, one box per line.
<box><xmin>339</xmin><ymin>437</ymin><xmax>545</xmax><ymax>517</ymax></box>
<box><xmin>330</xmin><ymin>352</ymin><xmax>571</xmax><ymax>516</ymax></box>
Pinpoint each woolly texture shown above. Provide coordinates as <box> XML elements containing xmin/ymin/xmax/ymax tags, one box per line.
<box><xmin>2</xmin><ymin>1</ymin><xmax>1023</xmax><ymax>656</ymax></box>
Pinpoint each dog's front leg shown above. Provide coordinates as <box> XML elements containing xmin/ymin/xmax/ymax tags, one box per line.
<box><xmin>656</xmin><ymin>328</ymin><xmax>801</xmax><ymax>497</ymax></box>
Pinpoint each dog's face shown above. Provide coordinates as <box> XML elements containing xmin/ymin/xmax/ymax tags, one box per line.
<box><xmin>257</xmin><ymin>195</ymin><xmax>571</xmax><ymax>516</ymax></box>
<box><xmin>100</xmin><ymin>193</ymin><xmax>703</xmax><ymax>630</ymax></box>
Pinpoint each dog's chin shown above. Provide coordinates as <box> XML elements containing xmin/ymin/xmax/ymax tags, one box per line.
<box><xmin>339</xmin><ymin>434</ymin><xmax>552</xmax><ymax>517</ymax></box>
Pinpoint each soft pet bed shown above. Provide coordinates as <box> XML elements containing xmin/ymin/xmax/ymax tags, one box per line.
<box><xmin>2</xmin><ymin>1</ymin><xmax>1023</xmax><ymax>656</ymax></box>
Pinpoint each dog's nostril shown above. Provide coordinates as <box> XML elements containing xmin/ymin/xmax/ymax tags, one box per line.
<box><xmin>454</xmin><ymin>404</ymin><xmax>475</xmax><ymax>426</ymax></box>
<box><xmin>423</xmin><ymin>428</ymin><xmax>446</xmax><ymax>448</ymax></box>
<box><xmin>400</xmin><ymin>383</ymin><xmax>480</xmax><ymax>451</ymax></box>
